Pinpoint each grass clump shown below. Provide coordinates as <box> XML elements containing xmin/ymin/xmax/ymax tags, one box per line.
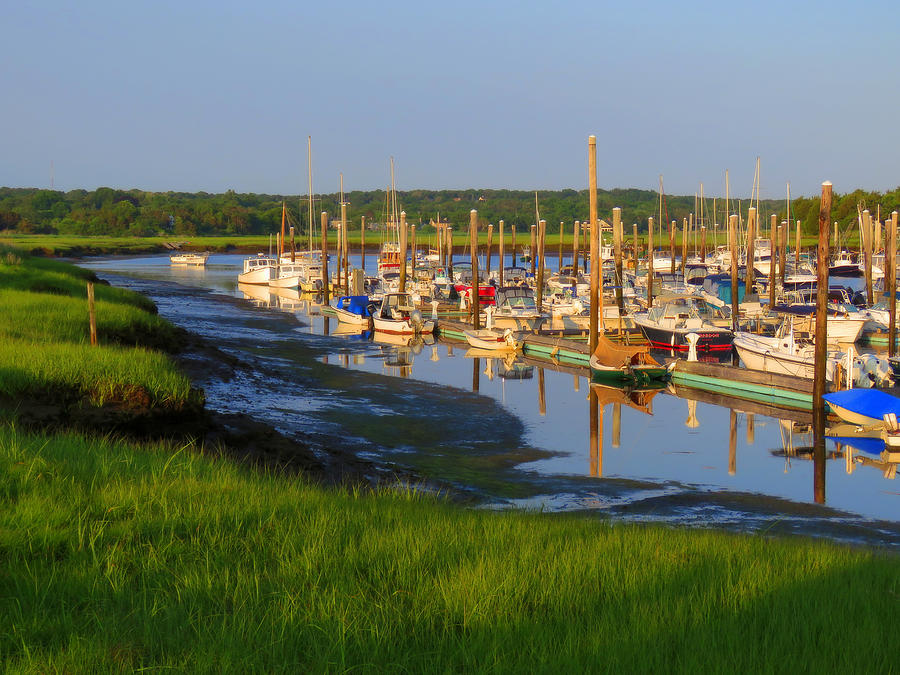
<box><xmin>0</xmin><ymin>248</ymin><xmax>195</xmax><ymax>414</ymax></box>
<box><xmin>0</xmin><ymin>426</ymin><xmax>896</xmax><ymax>672</ymax></box>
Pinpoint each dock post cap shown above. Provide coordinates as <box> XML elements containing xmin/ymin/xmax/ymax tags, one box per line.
<box><xmin>822</xmin><ymin>181</ymin><xmax>833</xmax><ymax>187</ymax></box>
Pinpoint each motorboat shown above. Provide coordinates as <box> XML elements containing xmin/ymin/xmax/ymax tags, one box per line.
<box><xmin>331</xmin><ymin>295</ymin><xmax>373</xmax><ymax>327</ymax></box>
<box><xmin>170</xmin><ymin>251</ymin><xmax>210</xmax><ymax>265</ymax></box>
<box><xmin>371</xmin><ymin>292</ymin><xmax>435</xmax><ymax>335</ymax></box>
<box><xmin>463</xmin><ymin>327</ymin><xmax>520</xmax><ymax>352</ymax></box>
<box><xmin>633</xmin><ymin>295</ymin><xmax>733</xmax><ymax>352</ymax></box>
<box><xmin>823</xmin><ymin>389</ymin><xmax>900</xmax><ymax>427</ymax></box>
<box><xmin>238</xmin><ymin>254</ymin><xmax>277</xmax><ymax>284</ymax></box>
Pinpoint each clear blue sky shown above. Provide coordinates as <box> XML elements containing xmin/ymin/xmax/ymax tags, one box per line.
<box><xmin>2</xmin><ymin>0</ymin><xmax>898</xmax><ymax>198</ymax></box>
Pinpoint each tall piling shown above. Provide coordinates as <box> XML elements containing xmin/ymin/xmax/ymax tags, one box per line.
<box><xmin>729</xmin><ymin>214</ymin><xmax>739</xmax><ymax>333</ymax></box>
<box><xmin>588</xmin><ymin>135</ymin><xmax>600</xmax><ymax>351</ymax></box>
<box><xmin>862</xmin><ymin>209</ymin><xmax>874</xmax><ymax>305</ymax></box>
<box><xmin>486</xmin><ymin>223</ymin><xmax>494</xmax><ymax>280</ymax></box>
<box><xmin>572</xmin><ymin>220</ymin><xmax>581</xmax><ymax>278</ymax></box>
<box><xmin>510</xmin><ymin>225</ymin><xmax>517</xmax><ymax>267</ymax></box>
<box><xmin>399</xmin><ymin>211</ymin><xmax>408</xmax><ymax>293</ymax></box>
<box><xmin>669</xmin><ymin>220</ymin><xmax>676</xmax><ymax>273</ymax></box>
<box><xmin>320</xmin><ymin>211</ymin><xmax>330</xmax><ymax>303</ymax></box>
<box><xmin>681</xmin><ymin>217</ymin><xmax>688</xmax><ymax>277</ymax></box>
<box><xmin>530</xmin><ymin>224</ymin><xmax>537</xmax><ymax>277</ymax></box>
<box><xmin>498</xmin><ymin>220</ymin><xmax>505</xmax><ymax>288</ymax></box>
<box><xmin>745</xmin><ymin>207</ymin><xmax>757</xmax><ymax>292</ymax></box>
<box><xmin>779</xmin><ymin>221</ymin><xmax>788</xmax><ymax>287</ymax></box>
<box><xmin>768</xmin><ymin>214</ymin><xmax>777</xmax><ymax>308</ymax></box>
<box><xmin>613</xmin><ymin>207</ymin><xmax>624</xmax><ymax>314</ymax></box>
<box><xmin>813</xmin><ymin>182</ymin><xmax>833</xmax><ymax>505</ymax></box>
<box><xmin>646</xmin><ymin>217</ymin><xmax>654</xmax><ymax>310</ymax></box>
<box><xmin>536</xmin><ymin>219</ymin><xmax>547</xmax><ymax>313</ymax></box>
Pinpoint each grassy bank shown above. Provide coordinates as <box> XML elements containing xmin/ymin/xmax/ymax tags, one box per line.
<box><xmin>1</xmin><ymin>246</ymin><xmax>896</xmax><ymax>671</ymax></box>
<box><xmin>1</xmin><ymin>426</ymin><xmax>897</xmax><ymax>672</ymax></box>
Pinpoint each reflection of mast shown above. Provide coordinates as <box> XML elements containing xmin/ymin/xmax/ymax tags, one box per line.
<box><xmin>729</xmin><ymin>409</ymin><xmax>737</xmax><ymax>476</ymax></box>
<box><xmin>538</xmin><ymin>368</ymin><xmax>546</xmax><ymax>416</ymax></box>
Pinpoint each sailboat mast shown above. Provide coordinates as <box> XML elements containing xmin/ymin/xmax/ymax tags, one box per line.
<box><xmin>307</xmin><ymin>136</ymin><xmax>314</xmax><ymax>253</ymax></box>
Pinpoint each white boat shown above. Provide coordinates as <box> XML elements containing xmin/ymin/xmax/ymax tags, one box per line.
<box><xmin>332</xmin><ymin>295</ymin><xmax>373</xmax><ymax>327</ymax></box>
<box><xmin>371</xmin><ymin>292</ymin><xmax>435</xmax><ymax>335</ymax></box>
<box><xmin>170</xmin><ymin>251</ymin><xmax>210</xmax><ymax>265</ymax></box>
<box><xmin>463</xmin><ymin>327</ymin><xmax>520</xmax><ymax>352</ymax></box>
<box><xmin>733</xmin><ymin>326</ymin><xmax>840</xmax><ymax>380</ymax></box>
<box><xmin>491</xmin><ymin>286</ymin><xmax>545</xmax><ymax>331</ymax></box>
<box><xmin>238</xmin><ymin>254</ymin><xmax>277</xmax><ymax>284</ymax></box>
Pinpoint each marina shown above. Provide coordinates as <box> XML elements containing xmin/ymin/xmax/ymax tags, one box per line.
<box><xmin>80</xmin><ymin>252</ymin><xmax>900</xmax><ymax>543</ymax></box>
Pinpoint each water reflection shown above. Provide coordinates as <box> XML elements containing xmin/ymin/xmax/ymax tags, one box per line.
<box><xmin>79</xmin><ymin>253</ymin><xmax>900</xmax><ymax>529</ymax></box>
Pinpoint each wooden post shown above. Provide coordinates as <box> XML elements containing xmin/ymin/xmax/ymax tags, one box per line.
<box><xmin>632</xmin><ymin>224</ymin><xmax>639</xmax><ymax>272</ymax></box>
<box><xmin>290</xmin><ymin>225</ymin><xmax>296</xmax><ymax>264</ymax></box>
<box><xmin>813</xmin><ymin>181</ymin><xmax>832</xmax><ymax>505</ymax></box>
<box><xmin>446</xmin><ymin>226</ymin><xmax>453</xmax><ymax>277</ymax></box>
<box><xmin>681</xmin><ymin>217</ymin><xmax>688</xmax><ymax>277</ymax></box>
<box><xmin>510</xmin><ymin>225</ymin><xmax>516</xmax><ymax>267</ymax></box>
<box><xmin>498</xmin><ymin>220</ymin><xmax>505</xmax><ymax>288</ymax></box>
<box><xmin>530</xmin><ymin>224</ymin><xmax>537</xmax><ymax>277</ymax></box>
<box><xmin>558</xmin><ymin>222</ymin><xmax>564</xmax><ymax>271</ymax></box>
<box><xmin>486</xmin><ymin>223</ymin><xmax>494</xmax><ymax>279</ymax></box>
<box><xmin>87</xmin><ymin>281</ymin><xmax>97</xmax><ymax>346</ymax></box>
<box><xmin>320</xmin><ymin>211</ymin><xmax>330</xmax><ymax>303</ymax></box>
<box><xmin>469</xmin><ymin>210</ymin><xmax>480</xmax><ymax>329</ymax></box>
<box><xmin>768</xmin><ymin>214</ymin><xmax>777</xmax><ymax>308</ymax></box>
<box><xmin>536</xmin><ymin>219</ymin><xmax>547</xmax><ymax>313</ymax></box>
<box><xmin>862</xmin><ymin>209</ymin><xmax>874</xmax><ymax>306</ymax></box>
<box><xmin>745</xmin><ymin>207</ymin><xmax>756</xmax><ymax>292</ymax></box>
<box><xmin>729</xmin><ymin>214</ymin><xmax>739</xmax><ymax>333</ymax></box>
<box><xmin>360</xmin><ymin>216</ymin><xmax>366</xmax><ymax>273</ymax></box>
<box><xmin>646</xmin><ymin>217</ymin><xmax>654</xmax><ymax>310</ymax></box>
<box><xmin>669</xmin><ymin>220</ymin><xmax>676</xmax><ymax>273</ymax></box>
<box><xmin>588</xmin><ymin>135</ymin><xmax>600</xmax><ymax>351</ymax></box>
<box><xmin>572</xmin><ymin>220</ymin><xmax>581</xmax><ymax>278</ymax></box>
<box><xmin>779</xmin><ymin>221</ymin><xmax>787</xmax><ymax>287</ymax></box>
<box><xmin>399</xmin><ymin>211</ymin><xmax>408</xmax><ymax>293</ymax></box>
<box><xmin>700</xmin><ymin>225</ymin><xmax>706</xmax><ymax>264</ymax></box>
<box><xmin>613</xmin><ymin>207</ymin><xmax>624</xmax><ymax>315</ymax></box>
<box><xmin>889</xmin><ymin>211</ymin><xmax>898</xmax><ymax>358</ymax></box>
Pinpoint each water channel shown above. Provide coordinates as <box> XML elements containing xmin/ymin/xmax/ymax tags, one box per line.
<box><xmin>80</xmin><ymin>253</ymin><xmax>900</xmax><ymax>548</ymax></box>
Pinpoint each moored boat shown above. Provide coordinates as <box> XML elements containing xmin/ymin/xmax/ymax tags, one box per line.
<box><xmin>371</xmin><ymin>292</ymin><xmax>435</xmax><ymax>335</ymax></box>
<box><xmin>170</xmin><ymin>251</ymin><xmax>210</xmax><ymax>265</ymax></box>
<box><xmin>822</xmin><ymin>389</ymin><xmax>900</xmax><ymax>427</ymax></box>
<box><xmin>332</xmin><ymin>295</ymin><xmax>373</xmax><ymax>327</ymax></box>
<box><xmin>589</xmin><ymin>335</ymin><xmax>669</xmax><ymax>385</ymax></box>
<box><xmin>463</xmin><ymin>327</ymin><xmax>520</xmax><ymax>352</ymax></box>
<box><xmin>238</xmin><ymin>254</ymin><xmax>277</xmax><ymax>284</ymax></box>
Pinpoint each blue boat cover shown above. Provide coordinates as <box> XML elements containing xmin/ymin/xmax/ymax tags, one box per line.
<box><xmin>822</xmin><ymin>389</ymin><xmax>900</xmax><ymax>421</ymax></box>
<box><xmin>337</xmin><ymin>295</ymin><xmax>371</xmax><ymax>316</ymax></box>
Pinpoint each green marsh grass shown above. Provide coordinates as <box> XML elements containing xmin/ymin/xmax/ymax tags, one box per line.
<box><xmin>0</xmin><ymin>426</ymin><xmax>896</xmax><ymax>672</ymax></box>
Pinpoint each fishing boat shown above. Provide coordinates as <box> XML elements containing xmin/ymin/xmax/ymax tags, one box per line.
<box><xmin>733</xmin><ymin>327</ymin><xmax>837</xmax><ymax>380</ymax></box>
<box><xmin>332</xmin><ymin>295</ymin><xmax>373</xmax><ymax>327</ymax></box>
<box><xmin>633</xmin><ymin>296</ymin><xmax>733</xmax><ymax>352</ymax></box>
<box><xmin>822</xmin><ymin>389</ymin><xmax>900</xmax><ymax>427</ymax></box>
<box><xmin>170</xmin><ymin>251</ymin><xmax>210</xmax><ymax>266</ymax></box>
<box><xmin>238</xmin><ymin>254</ymin><xmax>277</xmax><ymax>284</ymax></box>
<box><xmin>371</xmin><ymin>292</ymin><xmax>435</xmax><ymax>335</ymax></box>
<box><xmin>463</xmin><ymin>327</ymin><xmax>520</xmax><ymax>352</ymax></box>
<box><xmin>589</xmin><ymin>335</ymin><xmax>669</xmax><ymax>385</ymax></box>
<box><xmin>491</xmin><ymin>286</ymin><xmax>545</xmax><ymax>331</ymax></box>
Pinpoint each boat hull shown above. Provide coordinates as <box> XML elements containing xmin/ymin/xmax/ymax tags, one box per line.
<box><xmin>637</xmin><ymin>323</ymin><xmax>733</xmax><ymax>352</ymax></box>
<box><xmin>238</xmin><ymin>267</ymin><xmax>275</xmax><ymax>284</ymax></box>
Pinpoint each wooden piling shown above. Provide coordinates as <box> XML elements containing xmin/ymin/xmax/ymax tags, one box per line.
<box><xmin>669</xmin><ymin>220</ymin><xmax>676</xmax><ymax>273</ymax></box>
<box><xmin>87</xmin><ymin>281</ymin><xmax>97</xmax><ymax>346</ymax></box>
<box><xmin>588</xmin><ymin>135</ymin><xmax>600</xmax><ymax>351</ymax></box>
<box><xmin>862</xmin><ymin>209</ymin><xmax>874</xmax><ymax>305</ymax></box>
<box><xmin>399</xmin><ymin>211</ymin><xmax>408</xmax><ymax>293</ymax></box>
<box><xmin>813</xmin><ymin>181</ymin><xmax>832</xmax><ymax>505</ymax></box>
<box><xmin>536</xmin><ymin>219</ymin><xmax>547</xmax><ymax>313</ymax></box>
<box><xmin>613</xmin><ymin>207</ymin><xmax>623</xmax><ymax>314</ymax></box>
<box><xmin>768</xmin><ymin>214</ymin><xmax>777</xmax><ymax>309</ymax></box>
<box><xmin>320</xmin><ymin>211</ymin><xmax>330</xmax><ymax>303</ymax></box>
<box><xmin>745</xmin><ymin>207</ymin><xmax>756</xmax><ymax>291</ymax></box>
<box><xmin>469</xmin><ymin>210</ymin><xmax>480</xmax><ymax>330</ymax></box>
<box><xmin>498</xmin><ymin>220</ymin><xmax>505</xmax><ymax>288</ymax></box>
<box><xmin>530</xmin><ymin>224</ymin><xmax>537</xmax><ymax>277</ymax></box>
<box><xmin>729</xmin><ymin>214</ymin><xmax>739</xmax><ymax>333</ymax></box>
<box><xmin>290</xmin><ymin>225</ymin><xmax>295</xmax><ymax>263</ymax></box>
<box><xmin>486</xmin><ymin>223</ymin><xmax>494</xmax><ymax>279</ymax></box>
<box><xmin>890</xmin><ymin>211</ymin><xmax>898</xmax><ymax>358</ymax></box>
<box><xmin>681</xmin><ymin>217</ymin><xmax>688</xmax><ymax>277</ymax></box>
<box><xmin>572</xmin><ymin>220</ymin><xmax>580</xmax><ymax>278</ymax></box>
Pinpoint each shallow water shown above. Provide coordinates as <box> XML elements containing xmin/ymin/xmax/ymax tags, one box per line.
<box><xmin>80</xmin><ymin>253</ymin><xmax>900</xmax><ymax>548</ymax></box>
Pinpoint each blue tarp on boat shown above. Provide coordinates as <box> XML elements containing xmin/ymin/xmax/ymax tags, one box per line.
<box><xmin>335</xmin><ymin>295</ymin><xmax>372</xmax><ymax>316</ymax></box>
<box><xmin>822</xmin><ymin>389</ymin><xmax>900</xmax><ymax>423</ymax></box>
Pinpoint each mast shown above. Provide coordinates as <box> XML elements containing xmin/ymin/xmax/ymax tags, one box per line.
<box><xmin>307</xmin><ymin>136</ymin><xmax>314</xmax><ymax>253</ymax></box>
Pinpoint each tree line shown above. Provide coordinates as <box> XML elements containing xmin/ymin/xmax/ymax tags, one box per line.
<box><xmin>2</xmin><ymin>185</ymin><xmax>898</xmax><ymax>238</ymax></box>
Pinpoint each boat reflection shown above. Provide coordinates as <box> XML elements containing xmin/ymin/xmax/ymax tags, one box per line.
<box><xmin>373</xmin><ymin>330</ymin><xmax>434</xmax><ymax>377</ymax></box>
<box><xmin>238</xmin><ymin>282</ymin><xmax>275</xmax><ymax>308</ymax></box>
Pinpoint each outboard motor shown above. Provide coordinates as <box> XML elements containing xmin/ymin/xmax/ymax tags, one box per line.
<box><xmin>409</xmin><ymin>309</ymin><xmax>424</xmax><ymax>333</ymax></box>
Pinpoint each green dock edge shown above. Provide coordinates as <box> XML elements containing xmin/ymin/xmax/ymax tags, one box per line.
<box><xmin>671</xmin><ymin>370</ymin><xmax>815</xmax><ymax>410</ymax></box>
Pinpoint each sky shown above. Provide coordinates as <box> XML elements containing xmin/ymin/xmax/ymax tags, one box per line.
<box><xmin>2</xmin><ymin>0</ymin><xmax>898</xmax><ymax>199</ymax></box>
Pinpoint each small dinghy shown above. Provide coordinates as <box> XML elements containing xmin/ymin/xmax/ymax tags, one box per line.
<box><xmin>822</xmin><ymin>388</ymin><xmax>900</xmax><ymax>427</ymax></box>
<box><xmin>589</xmin><ymin>334</ymin><xmax>669</xmax><ymax>385</ymax></box>
<box><xmin>463</xmin><ymin>327</ymin><xmax>520</xmax><ymax>352</ymax></box>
